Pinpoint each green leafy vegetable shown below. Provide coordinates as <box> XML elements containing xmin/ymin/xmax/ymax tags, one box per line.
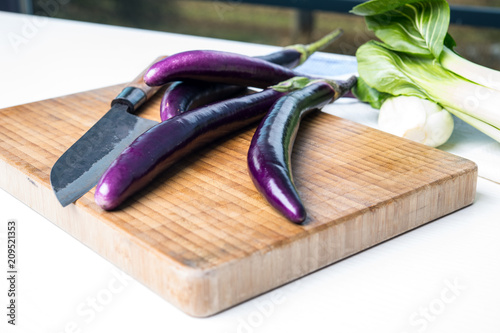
<box><xmin>364</xmin><ymin>0</ymin><xmax>449</xmax><ymax>58</ymax></box>
<box><xmin>358</xmin><ymin>0</ymin><xmax>500</xmax><ymax>91</ymax></box>
<box><xmin>352</xmin><ymin>76</ymin><xmax>391</xmax><ymax>109</ymax></box>
<box><xmin>352</xmin><ymin>0</ymin><xmax>500</xmax><ymax>144</ymax></box>
<box><xmin>350</xmin><ymin>0</ymin><xmax>425</xmax><ymax>16</ymax></box>
<box><xmin>357</xmin><ymin>41</ymin><xmax>500</xmax><ymax>128</ymax></box>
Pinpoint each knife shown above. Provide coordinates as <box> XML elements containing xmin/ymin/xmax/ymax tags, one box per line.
<box><xmin>51</xmin><ymin>56</ymin><xmax>166</xmax><ymax>207</ymax></box>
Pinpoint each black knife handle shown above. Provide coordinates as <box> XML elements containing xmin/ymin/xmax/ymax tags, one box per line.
<box><xmin>111</xmin><ymin>55</ymin><xmax>167</xmax><ymax>112</ymax></box>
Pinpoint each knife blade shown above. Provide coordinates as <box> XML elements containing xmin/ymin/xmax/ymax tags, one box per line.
<box><xmin>51</xmin><ymin>56</ymin><xmax>166</xmax><ymax>207</ymax></box>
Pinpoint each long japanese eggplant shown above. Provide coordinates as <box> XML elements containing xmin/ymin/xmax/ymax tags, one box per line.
<box><xmin>247</xmin><ymin>76</ymin><xmax>357</xmax><ymax>223</ymax></box>
<box><xmin>159</xmin><ymin>29</ymin><xmax>344</xmax><ymax>121</ymax></box>
<box><xmin>143</xmin><ymin>49</ymin><xmax>310</xmax><ymax>88</ymax></box>
<box><xmin>160</xmin><ymin>81</ymin><xmax>247</xmax><ymax>121</ymax></box>
<box><xmin>94</xmin><ymin>88</ymin><xmax>286</xmax><ymax>210</ymax></box>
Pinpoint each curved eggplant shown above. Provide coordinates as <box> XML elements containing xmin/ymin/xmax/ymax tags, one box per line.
<box><xmin>95</xmin><ymin>88</ymin><xmax>286</xmax><ymax>210</ymax></box>
<box><xmin>144</xmin><ymin>50</ymin><xmax>306</xmax><ymax>88</ymax></box>
<box><xmin>160</xmin><ymin>81</ymin><xmax>247</xmax><ymax>121</ymax></box>
<box><xmin>256</xmin><ymin>48</ymin><xmax>304</xmax><ymax>69</ymax></box>
<box><xmin>158</xmin><ymin>29</ymin><xmax>343</xmax><ymax>121</ymax></box>
<box><xmin>247</xmin><ymin>77</ymin><xmax>357</xmax><ymax>223</ymax></box>
<box><xmin>157</xmin><ymin>47</ymin><xmax>300</xmax><ymax>121</ymax></box>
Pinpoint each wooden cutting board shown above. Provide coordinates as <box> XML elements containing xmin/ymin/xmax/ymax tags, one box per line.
<box><xmin>0</xmin><ymin>85</ymin><xmax>477</xmax><ymax>317</ymax></box>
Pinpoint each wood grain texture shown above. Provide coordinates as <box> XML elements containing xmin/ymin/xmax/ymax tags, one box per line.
<box><xmin>0</xmin><ymin>85</ymin><xmax>477</xmax><ymax>317</ymax></box>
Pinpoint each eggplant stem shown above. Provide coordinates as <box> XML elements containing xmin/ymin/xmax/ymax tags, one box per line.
<box><xmin>271</xmin><ymin>76</ymin><xmax>313</xmax><ymax>92</ymax></box>
<box><xmin>272</xmin><ymin>75</ymin><xmax>357</xmax><ymax>101</ymax></box>
<box><xmin>287</xmin><ymin>28</ymin><xmax>344</xmax><ymax>65</ymax></box>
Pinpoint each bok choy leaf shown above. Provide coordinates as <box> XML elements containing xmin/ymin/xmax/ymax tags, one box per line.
<box><xmin>355</xmin><ymin>0</ymin><xmax>500</xmax><ymax>92</ymax></box>
<box><xmin>352</xmin><ymin>76</ymin><xmax>392</xmax><ymax>109</ymax></box>
<box><xmin>351</xmin><ymin>0</ymin><xmax>500</xmax><ymax>145</ymax></box>
<box><xmin>363</xmin><ymin>0</ymin><xmax>450</xmax><ymax>58</ymax></box>
<box><xmin>350</xmin><ymin>0</ymin><xmax>428</xmax><ymax>16</ymax></box>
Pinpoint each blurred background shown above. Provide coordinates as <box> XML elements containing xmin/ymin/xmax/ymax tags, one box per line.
<box><xmin>2</xmin><ymin>0</ymin><xmax>500</xmax><ymax>68</ymax></box>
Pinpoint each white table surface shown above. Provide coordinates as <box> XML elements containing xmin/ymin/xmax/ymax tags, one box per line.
<box><xmin>1</xmin><ymin>11</ymin><xmax>499</xmax><ymax>333</ymax></box>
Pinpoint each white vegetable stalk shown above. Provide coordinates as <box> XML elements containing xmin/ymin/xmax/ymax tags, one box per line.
<box><xmin>352</xmin><ymin>0</ymin><xmax>500</xmax><ymax>144</ymax></box>
<box><xmin>440</xmin><ymin>46</ymin><xmax>500</xmax><ymax>92</ymax></box>
<box><xmin>446</xmin><ymin>107</ymin><xmax>500</xmax><ymax>143</ymax></box>
<box><xmin>378</xmin><ymin>96</ymin><xmax>454</xmax><ymax>147</ymax></box>
<box><xmin>418</xmin><ymin>76</ymin><xmax>500</xmax><ymax>130</ymax></box>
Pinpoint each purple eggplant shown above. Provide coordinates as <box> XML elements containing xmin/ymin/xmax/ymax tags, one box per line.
<box><xmin>160</xmin><ymin>81</ymin><xmax>247</xmax><ymax>121</ymax></box>
<box><xmin>247</xmin><ymin>76</ymin><xmax>357</xmax><ymax>224</ymax></box>
<box><xmin>94</xmin><ymin>88</ymin><xmax>286</xmax><ymax>210</ymax></box>
<box><xmin>159</xmin><ymin>29</ymin><xmax>344</xmax><ymax>121</ymax></box>
<box><xmin>143</xmin><ymin>49</ymin><xmax>309</xmax><ymax>89</ymax></box>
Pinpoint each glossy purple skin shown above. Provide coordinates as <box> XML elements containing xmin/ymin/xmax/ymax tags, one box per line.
<box><xmin>255</xmin><ymin>48</ymin><xmax>302</xmax><ymax>68</ymax></box>
<box><xmin>159</xmin><ymin>49</ymin><xmax>302</xmax><ymax>121</ymax></box>
<box><xmin>94</xmin><ymin>88</ymin><xmax>286</xmax><ymax>210</ymax></box>
<box><xmin>144</xmin><ymin>50</ymin><xmax>304</xmax><ymax>88</ymax></box>
<box><xmin>247</xmin><ymin>82</ymin><xmax>338</xmax><ymax>224</ymax></box>
<box><xmin>160</xmin><ymin>81</ymin><xmax>246</xmax><ymax>121</ymax></box>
